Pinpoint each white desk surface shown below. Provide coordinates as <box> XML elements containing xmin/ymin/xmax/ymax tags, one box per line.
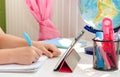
<box><xmin>0</xmin><ymin>47</ymin><xmax>120</xmax><ymax>77</ymax></box>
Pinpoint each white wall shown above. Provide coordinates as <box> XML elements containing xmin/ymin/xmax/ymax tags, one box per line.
<box><xmin>6</xmin><ymin>0</ymin><xmax>39</xmax><ymax>40</ymax></box>
<box><xmin>6</xmin><ymin>0</ymin><xmax>94</xmax><ymax>41</ymax></box>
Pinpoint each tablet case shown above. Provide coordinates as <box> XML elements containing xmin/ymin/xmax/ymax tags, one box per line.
<box><xmin>54</xmin><ymin>48</ymin><xmax>80</xmax><ymax>73</ymax></box>
<box><xmin>53</xmin><ymin>31</ymin><xmax>84</xmax><ymax>73</ymax></box>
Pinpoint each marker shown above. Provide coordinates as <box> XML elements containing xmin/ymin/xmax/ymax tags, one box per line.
<box><xmin>23</xmin><ymin>32</ymin><xmax>32</xmax><ymax>46</ymax></box>
<box><xmin>95</xmin><ymin>32</ymin><xmax>104</xmax><ymax>68</ymax></box>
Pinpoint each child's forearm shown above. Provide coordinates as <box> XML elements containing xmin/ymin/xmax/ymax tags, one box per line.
<box><xmin>0</xmin><ymin>49</ymin><xmax>14</xmax><ymax>64</ymax></box>
<box><xmin>0</xmin><ymin>34</ymin><xmax>28</xmax><ymax>48</ymax></box>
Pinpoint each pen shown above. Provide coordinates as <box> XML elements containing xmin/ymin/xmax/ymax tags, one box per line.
<box><xmin>23</xmin><ymin>32</ymin><xmax>32</xmax><ymax>46</ymax></box>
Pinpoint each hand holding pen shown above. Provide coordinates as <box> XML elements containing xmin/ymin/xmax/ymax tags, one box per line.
<box><xmin>23</xmin><ymin>32</ymin><xmax>61</xmax><ymax>58</ymax></box>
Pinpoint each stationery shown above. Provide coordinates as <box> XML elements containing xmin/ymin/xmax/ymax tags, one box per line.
<box><xmin>0</xmin><ymin>56</ymin><xmax>48</xmax><ymax>73</ymax></box>
<box><xmin>95</xmin><ymin>32</ymin><xmax>104</xmax><ymax>68</ymax></box>
<box><xmin>102</xmin><ymin>17</ymin><xmax>117</xmax><ymax>68</ymax></box>
<box><xmin>23</xmin><ymin>32</ymin><xmax>32</xmax><ymax>46</ymax></box>
<box><xmin>95</xmin><ymin>38</ymin><xmax>111</xmax><ymax>69</ymax></box>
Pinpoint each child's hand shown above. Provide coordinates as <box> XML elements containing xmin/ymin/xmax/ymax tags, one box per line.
<box><xmin>11</xmin><ymin>46</ymin><xmax>42</xmax><ymax>65</ymax></box>
<box><xmin>33</xmin><ymin>41</ymin><xmax>61</xmax><ymax>58</ymax></box>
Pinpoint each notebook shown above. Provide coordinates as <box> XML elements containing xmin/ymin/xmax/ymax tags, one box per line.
<box><xmin>0</xmin><ymin>56</ymin><xmax>48</xmax><ymax>73</ymax></box>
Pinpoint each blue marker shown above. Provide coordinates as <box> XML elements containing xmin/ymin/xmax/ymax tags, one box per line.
<box><xmin>23</xmin><ymin>32</ymin><xmax>32</xmax><ymax>46</ymax></box>
<box><xmin>95</xmin><ymin>32</ymin><xmax>104</xmax><ymax>68</ymax></box>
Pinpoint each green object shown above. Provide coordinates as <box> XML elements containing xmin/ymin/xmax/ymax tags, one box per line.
<box><xmin>79</xmin><ymin>0</ymin><xmax>120</xmax><ymax>30</ymax></box>
<box><xmin>0</xmin><ymin>0</ymin><xmax>6</xmax><ymax>32</ymax></box>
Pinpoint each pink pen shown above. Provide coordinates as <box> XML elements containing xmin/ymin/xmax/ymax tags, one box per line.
<box><xmin>102</xmin><ymin>17</ymin><xmax>117</xmax><ymax>67</ymax></box>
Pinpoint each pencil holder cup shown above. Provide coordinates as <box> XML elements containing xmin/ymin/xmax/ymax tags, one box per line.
<box><xmin>92</xmin><ymin>38</ymin><xmax>120</xmax><ymax>71</ymax></box>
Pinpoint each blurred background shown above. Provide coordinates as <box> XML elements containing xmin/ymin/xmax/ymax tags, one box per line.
<box><xmin>1</xmin><ymin>0</ymin><xmax>94</xmax><ymax>41</ymax></box>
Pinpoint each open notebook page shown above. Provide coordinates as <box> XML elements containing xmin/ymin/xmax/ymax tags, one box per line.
<box><xmin>0</xmin><ymin>49</ymin><xmax>66</xmax><ymax>73</ymax></box>
<box><xmin>0</xmin><ymin>56</ymin><xmax>48</xmax><ymax>73</ymax></box>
